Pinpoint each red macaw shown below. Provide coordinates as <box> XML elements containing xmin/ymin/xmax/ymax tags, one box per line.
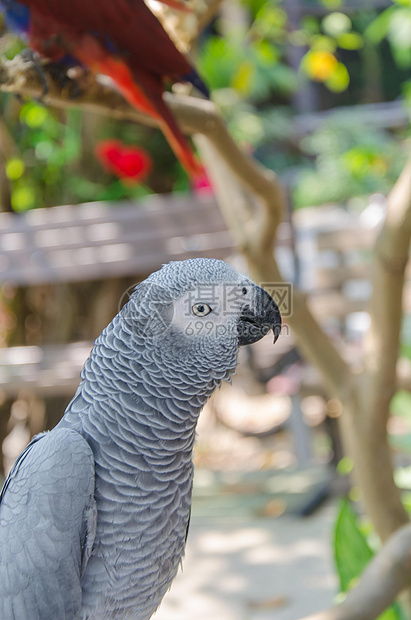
<box><xmin>1</xmin><ymin>0</ymin><xmax>208</xmax><ymax>176</ymax></box>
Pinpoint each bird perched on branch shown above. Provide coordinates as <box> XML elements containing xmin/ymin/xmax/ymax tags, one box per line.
<box><xmin>0</xmin><ymin>258</ymin><xmax>281</xmax><ymax>620</ymax></box>
<box><xmin>0</xmin><ymin>0</ymin><xmax>208</xmax><ymax>176</ymax></box>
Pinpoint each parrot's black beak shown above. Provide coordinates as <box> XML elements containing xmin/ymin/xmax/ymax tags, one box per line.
<box><xmin>237</xmin><ymin>285</ymin><xmax>282</xmax><ymax>346</ymax></box>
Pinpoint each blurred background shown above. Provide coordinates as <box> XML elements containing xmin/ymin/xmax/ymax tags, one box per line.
<box><xmin>1</xmin><ymin>0</ymin><xmax>411</xmax><ymax>617</ymax></box>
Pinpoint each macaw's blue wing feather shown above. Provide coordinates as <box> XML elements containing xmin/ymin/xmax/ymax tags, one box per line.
<box><xmin>0</xmin><ymin>0</ymin><xmax>30</xmax><ymax>34</ymax></box>
<box><xmin>182</xmin><ymin>69</ymin><xmax>209</xmax><ymax>99</ymax></box>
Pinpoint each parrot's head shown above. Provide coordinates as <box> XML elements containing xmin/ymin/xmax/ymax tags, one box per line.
<box><xmin>122</xmin><ymin>258</ymin><xmax>282</xmax><ymax>382</ymax></box>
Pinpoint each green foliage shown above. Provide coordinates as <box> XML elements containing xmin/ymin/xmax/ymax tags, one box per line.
<box><xmin>5</xmin><ymin>101</ymin><xmax>87</xmax><ymax>209</ymax></box>
<box><xmin>197</xmin><ymin>33</ymin><xmax>296</xmax><ymax>100</ymax></box>
<box><xmin>334</xmin><ymin>501</ymin><xmax>405</xmax><ymax>619</ymax></box>
<box><xmin>0</xmin><ymin>95</ymin><xmax>182</xmax><ymax>210</ymax></box>
<box><xmin>334</xmin><ymin>499</ymin><xmax>373</xmax><ymax>592</ymax></box>
<box><xmin>0</xmin><ymin>0</ymin><xmax>410</xmax><ymax>213</ymax></box>
<box><xmin>196</xmin><ymin>0</ymin><xmax>411</xmax><ymax>209</ymax></box>
<box><xmin>336</xmin><ymin>456</ymin><xmax>354</xmax><ymax>476</ymax></box>
<box><xmin>213</xmin><ymin>89</ymin><xmax>292</xmax><ymax>147</ymax></box>
<box><xmin>199</xmin><ymin>0</ymin><xmax>364</xmax><ymax>102</ymax></box>
<box><xmin>293</xmin><ymin>113</ymin><xmax>406</xmax><ymax>208</ymax></box>
<box><xmin>366</xmin><ymin>5</ymin><xmax>411</xmax><ymax>69</ymax></box>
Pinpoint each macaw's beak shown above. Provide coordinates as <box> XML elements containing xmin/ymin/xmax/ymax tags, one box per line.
<box><xmin>237</xmin><ymin>284</ymin><xmax>282</xmax><ymax>346</ymax></box>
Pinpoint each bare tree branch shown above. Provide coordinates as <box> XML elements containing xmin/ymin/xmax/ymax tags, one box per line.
<box><xmin>301</xmin><ymin>523</ymin><xmax>411</xmax><ymax>620</ymax></box>
<box><xmin>194</xmin><ymin>135</ymin><xmax>353</xmax><ymax>398</ymax></box>
<box><xmin>365</xmin><ymin>157</ymin><xmax>411</xmax><ymax>427</ymax></box>
<box><xmin>344</xmin><ymin>158</ymin><xmax>411</xmax><ymax>545</ymax></box>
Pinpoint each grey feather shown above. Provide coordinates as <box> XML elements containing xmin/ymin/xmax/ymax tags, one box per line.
<box><xmin>0</xmin><ymin>428</ymin><xmax>96</xmax><ymax>619</ymax></box>
<box><xmin>0</xmin><ymin>258</ymin><xmax>281</xmax><ymax>619</ymax></box>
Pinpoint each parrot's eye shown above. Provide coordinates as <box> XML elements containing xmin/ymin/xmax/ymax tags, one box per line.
<box><xmin>192</xmin><ymin>303</ymin><xmax>212</xmax><ymax>317</ymax></box>
<box><xmin>242</xmin><ymin>287</ymin><xmax>248</xmax><ymax>295</ymax></box>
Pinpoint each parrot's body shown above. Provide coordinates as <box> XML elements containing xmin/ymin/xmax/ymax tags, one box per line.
<box><xmin>0</xmin><ymin>0</ymin><xmax>208</xmax><ymax>175</ymax></box>
<box><xmin>0</xmin><ymin>258</ymin><xmax>281</xmax><ymax>619</ymax></box>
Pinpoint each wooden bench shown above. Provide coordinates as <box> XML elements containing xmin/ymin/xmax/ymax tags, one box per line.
<box><xmin>0</xmin><ymin>198</ymin><xmax>388</xmax><ymax>397</ymax></box>
<box><xmin>0</xmin><ymin>193</ymin><xmax>237</xmax><ymax>286</ymax></box>
<box><xmin>0</xmin><ymin>192</ymin><xmax>296</xmax><ymax>474</ymax></box>
<box><xmin>0</xmin><ymin>195</ymin><xmax>388</xmax><ymax>478</ymax></box>
<box><xmin>0</xmin><ymin>342</ymin><xmax>91</xmax><ymax>399</ymax></box>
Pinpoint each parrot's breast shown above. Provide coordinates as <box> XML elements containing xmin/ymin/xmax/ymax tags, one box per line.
<box><xmin>80</xmin><ymin>453</ymin><xmax>193</xmax><ymax>619</ymax></box>
<box><xmin>59</xmin><ymin>325</ymin><xmax>202</xmax><ymax>619</ymax></box>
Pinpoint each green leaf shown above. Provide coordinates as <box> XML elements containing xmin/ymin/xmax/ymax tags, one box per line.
<box><xmin>336</xmin><ymin>456</ymin><xmax>354</xmax><ymax>476</ymax></box>
<box><xmin>392</xmin><ymin>0</ymin><xmax>411</xmax><ymax>8</ymax></box>
<box><xmin>334</xmin><ymin>499</ymin><xmax>373</xmax><ymax>592</ymax></box>
<box><xmin>325</xmin><ymin>62</ymin><xmax>350</xmax><ymax>93</ymax></box>
<box><xmin>381</xmin><ymin>601</ymin><xmax>408</xmax><ymax>620</ymax></box>
<box><xmin>365</xmin><ymin>7</ymin><xmax>396</xmax><ymax>44</ymax></box>
<box><xmin>197</xmin><ymin>37</ymin><xmax>244</xmax><ymax>91</ymax></box>
<box><xmin>5</xmin><ymin>158</ymin><xmax>25</xmax><ymax>181</ymax></box>
<box><xmin>334</xmin><ymin>501</ymin><xmax>406</xmax><ymax>620</ymax></box>
<box><xmin>401</xmin><ymin>342</ymin><xmax>411</xmax><ymax>360</ymax></box>
<box><xmin>20</xmin><ymin>102</ymin><xmax>49</xmax><ymax>129</ymax></box>
<box><xmin>11</xmin><ymin>185</ymin><xmax>37</xmax><ymax>212</ymax></box>
<box><xmin>337</xmin><ymin>33</ymin><xmax>364</xmax><ymax>51</ymax></box>
<box><xmin>231</xmin><ymin>60</ymin><xmax>256</xmax><ymax>95</ymax></box>
<box><xmin>321</xmin><ymin>0</ymin><xmax>343</xmax><ymax>8</ymax></box>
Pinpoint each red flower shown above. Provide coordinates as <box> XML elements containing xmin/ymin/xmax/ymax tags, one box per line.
<box><xmin>95</xmin><ymin>139</ymin><xmax>152</xmax><ymax>184</ymax></box>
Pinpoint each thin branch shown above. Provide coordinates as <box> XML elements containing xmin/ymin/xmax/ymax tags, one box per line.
<box><xmin>301</xmin><ymin>523</ymin><xmax>411</xmax><ymax>620</ymax></box>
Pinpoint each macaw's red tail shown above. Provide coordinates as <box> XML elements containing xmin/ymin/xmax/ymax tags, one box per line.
<box><xmin>74</xmin><ymin>37</ymin><xmax>202</xmax><ymax>177</ymax></box>
<box><xmin>134</xmin><ymin>73</ymin><xmax>204</xmax><ymax>179</ymax></box>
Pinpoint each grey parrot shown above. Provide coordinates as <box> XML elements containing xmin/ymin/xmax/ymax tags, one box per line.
<box><xmin>0</xmin><ymin>258</ymin><xmax>281</xmax><ymax>620</ymax></box>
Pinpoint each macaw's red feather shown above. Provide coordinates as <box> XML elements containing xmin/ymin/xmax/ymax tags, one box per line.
<box><xmin>19</xmin><ymin>0</ymin><xmax>205</xmax><ymax>176</ymax></box>
<box><xmin>73</xmin><ymin>36</ymin><xmax>202</xmax><ymax>176</ymax></box>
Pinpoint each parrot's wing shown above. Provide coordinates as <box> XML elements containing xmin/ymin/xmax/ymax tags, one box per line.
<box><xmin>0</xmin><ymin>427</ymin><xmax>96</xmax><ymax>619</ymax></box>
<box><xmin>25</xmin><ymin>0</ymin><xmax>197</xmax><ymax>80</ymax></box>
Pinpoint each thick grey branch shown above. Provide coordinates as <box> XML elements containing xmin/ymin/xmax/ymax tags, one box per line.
<box><xmin>353</xmin><ymin>157</ymin><xmax>411</xmax><ymax>543</ymax></box>
<box><xmin>364</xmin><ymin>157</ymin><xmax>411</xmax><ymax>426</ymax></box>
